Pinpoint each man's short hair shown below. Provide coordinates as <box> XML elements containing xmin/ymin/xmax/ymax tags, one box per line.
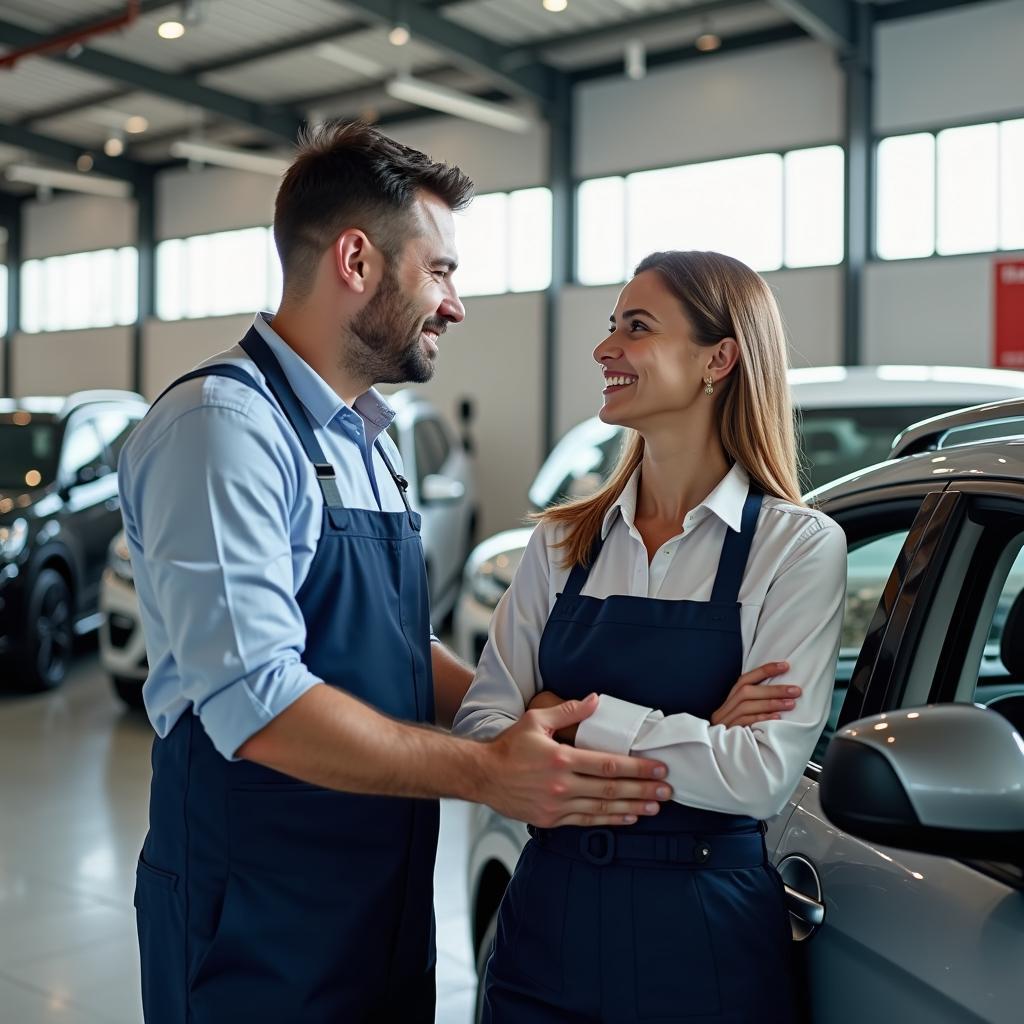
<box><xmin>274</xmin><ymin>120</ymin><xmax>475</xmax><ymax>298</ymax></box>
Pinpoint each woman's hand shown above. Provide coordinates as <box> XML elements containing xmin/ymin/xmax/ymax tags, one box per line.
<box><xmin>711</xmin><ymin>662</ymin><xmax>800</xmax><ymax>728</ymax></box>
<box><xmin>527</xmin><ymin>690</ymin><xmax>579</xmax><ymax>744</ymax></box>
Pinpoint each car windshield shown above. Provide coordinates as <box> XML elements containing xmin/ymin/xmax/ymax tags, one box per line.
<box><xmin>798</xmin><ymin>405</ymin><xmax>951</xmax><ymax>493</ymax></box>
<box><xmin>0</xmin><ymin>422</ymin><xmax>59</xmax><ymax>490</ymax></box>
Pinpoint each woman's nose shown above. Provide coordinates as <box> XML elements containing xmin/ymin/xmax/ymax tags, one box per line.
<box><xmin>593</xmin><ymin>334</ymin><xmax>622</xmax><ymax>362</ymax></box>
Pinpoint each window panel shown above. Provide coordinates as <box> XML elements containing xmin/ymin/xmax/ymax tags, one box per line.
<box><xmin>0</xmin><ymin>264</ymin><xmax>7</xmax><ymax>336</ymax></box>
<box><xmin>508</xmin><ymin>187</ymin><xmax>552</xmax><ymax>293</ymax></box>
<box><xmin>20</xmin><ymin>260</ymin><xmax>43</xmax><ymax>334</ymax></box>
<box><xmin>627</xmin><ymin>154</ymin><xmax>784</xmax><ymax>272</ymax></box>
<box><xmin>156</xmin><ymin>238</ymin><xmax>185</xmax><ymax>321</ymax></box>
<box><xmin>936</xmin><ymin>123</ymin><xmax>999</xmax><ymax>255</ymax></box>
<box><xmin>577</xmin><ymin>177</ymin><xmax>628</xmax><ymax>285</ymax></box>
<box><xmin>1001</xmin><ymin>118</ymin><xmax>1024</xmax><ymax>251</ymax></box>
<box><xmin>784</xmin><ymin>145</ymin><xmax>844</xmax><ymax>268</ymax></box>
<box><xmin>876</xmin><ymin>133</ymin><xmax>936</xmax><ymax>260</ymax></box>
<box><xmin>454</xmin><ymin>192</ymin><xmax>508</xmax><ymax>297</ymax></box>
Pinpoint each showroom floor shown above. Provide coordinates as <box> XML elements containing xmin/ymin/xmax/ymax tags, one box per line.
<box><xmin>0</xmin><ymin>650</ymin><xmax>477</xmax><ymax>1023</ymax></box>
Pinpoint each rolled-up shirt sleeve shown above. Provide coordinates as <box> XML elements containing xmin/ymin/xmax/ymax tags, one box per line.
<box><xmin>452</xmin><ymin>525</ymin><xmax>554</xmax><ymax>740</ymax></box>
<box><xmin>575</xmin><ymin>519</ymin><xmax>847</xmax><ymax>819</ymax></box>
<box><xmin>123</xmin><ymin>400</ymin><xmax>322</xmax><ymax>760</ymax></box>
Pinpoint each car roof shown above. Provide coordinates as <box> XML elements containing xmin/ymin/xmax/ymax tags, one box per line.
<box><xmin>0</xmin><ymin>390</ymin><xmax>147</xmax><ymax>422</ymax></box>
<box><xmin>789</xmin><ymin>366</ymin><xmax>1024</xmax><ymax>409</ymax></box>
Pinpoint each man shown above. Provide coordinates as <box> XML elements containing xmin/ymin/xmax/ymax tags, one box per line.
<box><xmin>120</xmin><ymin>121</ymin><xmax>670</xmax><ymax>1024</ymax></box>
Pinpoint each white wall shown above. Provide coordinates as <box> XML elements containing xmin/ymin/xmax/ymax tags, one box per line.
<box><xmin>575</xmin><ymin>38</ymin><xmax>843</xmax><ymax>179</ymax></box>
<box><xmin>11</xmin><ymin>328</ymin><xmax>132</xmax><ymax>396</ymax></box>
<box><xmin>22</xmin><ymin>194</ymin><xmax>136</xmax><ymax>260</ymax></box>
<box><xmin>555</xmin><ymin>269</ymin><xmax>842</xmax><ymax>438</ymax></box>
<box><xmin>876</xmin><ymin>0</ymin><xmax>1024</xmax><ymax>134</ymax></box>
<box><xmin>156</xmin><ymin>166</ymin><xmax>278</xmax><ymax>241</ymax></box>
<box><xmin>142</xmin><ymin>314</ymin><xmax>253</xmax><ymax>398</ymax></box>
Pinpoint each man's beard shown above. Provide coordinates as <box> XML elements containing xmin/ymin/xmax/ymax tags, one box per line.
<box><xmin>345</xmin><ymin>264</ymin><xmax>446</xmax><ymax>385</ymax></box>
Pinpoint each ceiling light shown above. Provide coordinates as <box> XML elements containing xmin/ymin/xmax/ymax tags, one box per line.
<box><xmin>104</xmin><ymin>134</ymin><xmax>124</xmax><ymax>157</ymax></box>
<box><xmin>625</xmin><ymin>39</ymin><xmax>646</xmax><ymax>80</ymax></box>
<box><xmin>388</xmin><ymin>24</ymin><xmax>410</xmax><ymax>46</ymax></box>
<box><xmin>157</xmin><ymin>20</ymin><xmax>185</xmax><ymax>39</ymax></box>
<box><xmin>385</xmin><ymin>75</ymin><xmax>533</xmax><ymax>133</ymax></box>
<box><xmin>695</xmin><ymin>32</ymin><xmax>721</xmax><ymax>52</ymax></box>
<box><xmin>124</xmin><ymin>115</ymin><xmax>149</xmax><ymax>134</ymax></box>
<box><xmin>542</xmin><ymin>0</ymin><xmax>568</xmax><ymax>10</ymax></box>
<box><xmin>5</xmin><ymin>164</ymin><xmax>132</xmax><ymax>199</ymax></box>
<box><xmin>169</xmin><ymin>140</ymin><xmax>289</xmax><ymax>176</ymax></box>
<box><xmin>76</xmin><ymin>153</ymin><xmax>94</xmax><ymax>172</ymax></box>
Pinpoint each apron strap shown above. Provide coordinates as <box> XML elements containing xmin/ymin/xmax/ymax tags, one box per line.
<box><xmin>374</xmin><ymin>440</ymin><xmax>415</xmax><ymax>518</ymax></box>
<box><xmin>710</xmin><ymin>487</ymin><xmax>764</xmax><ymax>604</ymax></box>
<box><xmin>562</xmin><ymin>532</ymin><xmax>606</xmax><ymax>598</ymax></box>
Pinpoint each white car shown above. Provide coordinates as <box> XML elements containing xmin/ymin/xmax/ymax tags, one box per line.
<box><xmin>455</xmin><ymin>365</ymin><xmax>1024</xmax><ymax>663</ymax></box>
<box><xmin>101</xmin><ymin>388</ymin><xmax>477</xmax><ymax>709</ymax></box>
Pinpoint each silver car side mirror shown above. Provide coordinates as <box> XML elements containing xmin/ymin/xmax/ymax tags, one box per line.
<box><xmin>420</xmin><ymin>474</ymin><xmax>466</xmax><ymax>506</ymax></box>
<box><xmin>821</xmin><ymin>703</ymin><xmax>1024</xmax><ymax>863</ymax></box>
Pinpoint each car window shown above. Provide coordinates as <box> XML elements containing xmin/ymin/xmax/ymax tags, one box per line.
<box><xmin>414</xmin><ymin>418</ymin><xmax>450</xmax><ymax>479</ymax></box>
<box><xmin>61</xmin><ymin>417</ymin><xmax>109</xmax><ymax>483</ymax></box>
<box><xmin>93</xmin><ymin>410</ymin><xmax>140</xmax><ymax>466</ymax></box>
<box><xmin>812</xmin><ymin>528</ymin><xmax>910</xmax><ymax>763</ymax></box>
<box><xmin>0</xmin><ymin>421</ymin><xmax>60</xmax><ymax>489</ymax></box>
<box><xmin>798</xmin><ymin>406</ymin><xmax>950</xmax><ymax>493</ymax></box>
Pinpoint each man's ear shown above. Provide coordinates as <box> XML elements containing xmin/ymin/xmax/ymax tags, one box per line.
<box><xmin>334</xmin><ymin>229</ymin><xmax>375</xmax><ymax>295</ymax></box>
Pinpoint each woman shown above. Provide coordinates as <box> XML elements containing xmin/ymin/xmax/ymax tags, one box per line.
<box><xmin>454</xmin><ymin>250</ymin><xmax>847</xmax><ymax>1023</ymax></box>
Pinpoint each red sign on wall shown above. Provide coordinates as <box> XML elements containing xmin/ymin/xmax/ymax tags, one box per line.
<box><xmin>995</xmin><ymin>259</ymin><xmax>1024</xmax><ymax>369</ymax></box>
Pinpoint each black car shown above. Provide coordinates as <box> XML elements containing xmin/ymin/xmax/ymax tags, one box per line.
<box><xmin>0</xmin><ymin>390</ymin><xmax>148</xmax><ymax>691</ymax></box>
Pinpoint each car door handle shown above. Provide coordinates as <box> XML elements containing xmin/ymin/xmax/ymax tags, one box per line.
<box><xmin>784</xmin><ymin>884</ymin><xmax>825</xmax><ymax>927</ymax></box>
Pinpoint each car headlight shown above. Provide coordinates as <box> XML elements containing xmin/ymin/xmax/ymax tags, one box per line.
<box><xmin>469</xmin><ymin>557</ymin><xmax>515</xmax><ymax>609</ymax></box>
<box><xmin>0</xmin><ymin>518</ymin><xmax>28</xmax><ymax>561</ymax></box>
<box><xmin>108</xmin><ymin>536</ymin><xmax>134</xmax><ymax>583</ymax></box>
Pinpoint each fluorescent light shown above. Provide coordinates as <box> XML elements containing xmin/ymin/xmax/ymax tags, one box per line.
<box><xmin>385</xmin><ymin>75</ymin><xmax>533</xmax><ymax>133</ymax></box>
<box><xmin>5</xmin><ymin>164</ymin><xmax>131</xmax><ymax>198</ymax></box>
<box><xmin>169</xmin><ymin>140</ymin><xmax>289</xmax><ymax>176</ymax></box>
<box><xmin>157</xmin><ymin>20</ymin><xmax>185</xmax><ymax>39</ymax></box>
<box><xmin>543</xmin><ymin>0</ymin><xmax>569</xmax><ymax>10</ymax></box>
<box><xmin>314</xmin><ymin>42</ymin><xmax>385</xmax><ymax>78</ymax></box>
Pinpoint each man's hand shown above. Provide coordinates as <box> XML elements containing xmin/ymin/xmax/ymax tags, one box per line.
<box><xmin>478</xmin><ymin>694</ymin><xmax>671</xmax><ymax>828</ymax></box>
<box><xmin>527</xmin><ymin>690</ymin><xmax>579</xmax><ymax>743</ymax></box>
<box><xmin>711</xmin><ymin>662</ymin><xmax>800</xmax><ymax>728</ymax></box>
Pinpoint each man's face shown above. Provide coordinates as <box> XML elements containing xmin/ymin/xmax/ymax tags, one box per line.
<box><xmin>348</xmin><ymin>192</ymin><xmax>465</xmax><ymax>385</ymax></box>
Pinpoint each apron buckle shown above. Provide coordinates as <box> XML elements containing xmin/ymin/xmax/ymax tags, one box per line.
<box><xmin>580</xmin><ymin>829</ymin><xmax>616</xmax><ymax>865</ymax></box>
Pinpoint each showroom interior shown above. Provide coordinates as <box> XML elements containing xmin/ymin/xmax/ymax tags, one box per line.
<box><xmin>1</xmin><ymin>0</ymin><xmax>1024</xmax><ymax>1022</ymax></box>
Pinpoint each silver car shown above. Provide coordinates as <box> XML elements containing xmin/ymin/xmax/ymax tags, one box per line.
<box><xmin>466</xmin><ymin>397</ymin><xmax>1024</xmax><ymax>1024</ymax></box>
<box><xmin>100</xmin><ymin>388</ymin><xmax>477</xmax><ymax>708</ymax></box>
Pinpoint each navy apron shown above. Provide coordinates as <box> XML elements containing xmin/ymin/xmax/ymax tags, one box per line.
<box><xmin>483</xmin><ymin>487</ymin><xmax>797</xmax><ymax>1023</ymax></box>
<box><xmin>134</xmin><ymin>326</ymin><xmax>438</xmax><ymax>1023</ymax></box>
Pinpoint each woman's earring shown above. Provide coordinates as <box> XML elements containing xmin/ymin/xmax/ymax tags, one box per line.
<box><xmin>704</xmin><ymin>376</ymin><xmax>715</xmax><ymax>396</ymax></box>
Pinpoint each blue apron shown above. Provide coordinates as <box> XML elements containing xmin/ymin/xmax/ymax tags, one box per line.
<box><xmin>134</xmin><ymin>327</ymin><xmax>438</xmax><ymax>1023</ymax></box>
<box><xmin>483</xmin><ymin>487</ymin><xmax>797</xmax><ymax>1023</ymax></box>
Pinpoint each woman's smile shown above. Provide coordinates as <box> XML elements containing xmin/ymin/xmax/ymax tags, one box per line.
<box><xmin>603</xmin><ymin>369</ymin><xmax>639</xmax><ymax>394</ymax></box>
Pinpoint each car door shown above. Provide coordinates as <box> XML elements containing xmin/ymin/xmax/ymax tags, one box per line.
<box><xmin>777</xmin><ymin>486</ymin><xmax>1024</xmax><ymax>1024</ymax></box>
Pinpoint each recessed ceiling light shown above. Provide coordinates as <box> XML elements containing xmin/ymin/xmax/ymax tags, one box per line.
<box><xmin>388</xmin><ymin>24</ymin><xmax>410</xmax><ymax>46</ymax></box>
<box><xmin>124</xmin><ymin>115</ymin><xmax>149</xmax><ymax>134</ymax></box>
<box><xmin>695</xmin><ymin>32</ymin><xmax>721</xmax><ymax>52</ymax></box>
<box><xmin>157</xmin><ymin>20</ymin><xmax>185</xmax><ymax>40</ymax></box>
<box><xmin>76</xmin><ymin>153</ymin><xmax>94</xmax><ymax>172</ymax></box>
<box><xmin>104</xmin><ymin>135</ymin><xmax>124</xmax><ymax>157</ymax></box>
<box><xmin>543</xmin><ymin>0</ymin><xmax>569</xmax><ymax>11</ymax></box>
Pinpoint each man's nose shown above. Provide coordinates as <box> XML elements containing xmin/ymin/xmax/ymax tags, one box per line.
<box><xmin>439</xmin><ymin>289</ymin><xmax>466</xmax><ymax>325</ymax></box>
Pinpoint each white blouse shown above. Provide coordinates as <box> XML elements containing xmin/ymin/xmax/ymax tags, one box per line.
<box><xmin>452</xmin><ymin>463</ymin><xmax>848</xmax><ymax>820</ymax></box>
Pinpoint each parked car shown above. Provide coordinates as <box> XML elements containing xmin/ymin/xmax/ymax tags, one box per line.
<box><xmin>100</xmin><ymin>388</ymin><xmax>477</xmax><ymax>708</ymax></box>
<box><xmin>0</xmin><ymin>390</ymin><xmax>148</xmax><ymax>691</ymax></box>
<box><xmin>466</xmin><ymin>396</ymin><xmax>1024</xmax><ymax>1024</ymax></box>
<box><xmin>455</xmin><ymin>365</ymin><xmax>1024</xmax><ymax>663</ymax></box>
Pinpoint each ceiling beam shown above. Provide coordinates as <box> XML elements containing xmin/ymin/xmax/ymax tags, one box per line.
<box><xmin>765</xmin><ymin>0</ymin><xmax>854</xmax><ymax>53</ymax></box>
<box><xmin>0</xmin><ymin>18</ymin><xmax>304</xmax><ymax>141</ymax></box>
<box><xmin>334</xmin><ymin>0</ymin><xmax>558</xmax><ymax>105</ymax></box>
<box><xmin>0</xmin><ymin>122</ymin><xmax>145</xmax><ymax>183</ymax></box>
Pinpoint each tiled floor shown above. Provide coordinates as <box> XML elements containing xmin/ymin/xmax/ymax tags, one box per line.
<box><xmin>0</xmin><ymin>650</ymin><xmax>476</xmax><ymax>1023</ymax></box>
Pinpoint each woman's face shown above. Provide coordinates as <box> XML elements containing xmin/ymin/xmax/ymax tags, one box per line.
<box><xmin>593</xmin><ymin>269</ymin><xmax>715</xmax><ymax>429</ymax></box>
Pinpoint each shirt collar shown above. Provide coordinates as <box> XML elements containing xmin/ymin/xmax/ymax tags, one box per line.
<box><xmin>251</xmin><ymin>312</ymin><xmax>396</xmax><ymax>434</ymax></box>
<box><xmin>600</xmin><ymin>461</ymin><xmax>750</xmax><ymax>539</ymax></box>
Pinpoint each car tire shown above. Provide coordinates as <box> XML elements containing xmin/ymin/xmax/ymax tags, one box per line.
<box><xmin>113</xmin><ymin>676</ymin><xmax>146</xmax><ymax>710</ymax></box>
<box><xmin>474</xmin><ymin>909</ymin><xmax>498</xmax><ymax>1024</ymax></box>
<box><xmin>20</xmin><ymin>568</ymin><xmax>74</xmax><ymax>692</ymax></box>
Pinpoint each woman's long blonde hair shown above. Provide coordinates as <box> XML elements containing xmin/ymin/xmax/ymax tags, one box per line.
<box><xmin>539</xmin><ymin>250</ymin><xmax>803</xmax><ymax>568</ymax></box>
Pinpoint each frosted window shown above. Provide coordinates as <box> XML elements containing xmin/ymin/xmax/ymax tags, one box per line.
<box><xmin>0</xmin><ymin>265</ymin><xmax>7</xmax><ymax>337</ymax></box>
<box><xmin>784</xmin><ymin>146</ymin><xmax>844</xmax><ymax>268</ymax></box>
<box><xmin>936</xmin><ymin>123</ymin><xmax>999</xmax><ymax>255</ymax></box>
<box><xmin>454</xmin><ymin>192</ymin><xmax>508</xmax><ymax>297</ymax></box>
<box><xmin>627</xmin><ymin>154</ymin><xmax>784</xmax><ymax>273</ymax></box>
<box><xmin>577</xmin><ymin>177</ymin><xmax>628</xmax><ymax>285</ymax></box>
<box><xmin>508</xmin><ymin>188</ymin><xmax>552</xmax><ymax>293</ymax></box>
<box><xmin>1001</xmin><ymin>119</ymin><xmax>1024</xmax><ymax>251</ymax></box>
<box><xmin>877</xmin><ymin>134</ymin><xmax>936</xmax><ymax>260</ymax></box>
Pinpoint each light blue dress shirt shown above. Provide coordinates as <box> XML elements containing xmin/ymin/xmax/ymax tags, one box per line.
<box><xmin>118</xmin><ymin>312</ymin><xmax>421</xmax><ymax>760</ymax></box>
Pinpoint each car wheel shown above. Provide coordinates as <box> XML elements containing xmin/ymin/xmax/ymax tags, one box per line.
<box><xmin>21</xmin><ymin>568</ymin><xmax>74</xmax><ymax>691</ymax></box>
<box><xmin>112</xmin><ymin>676</ymin><xmax>146</xmax><ymax>710</ymax></box>
<box><xmin>474</xmin><ymin>909</ymin><xmax>498</xmax><ymax>1024</ymax></box>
